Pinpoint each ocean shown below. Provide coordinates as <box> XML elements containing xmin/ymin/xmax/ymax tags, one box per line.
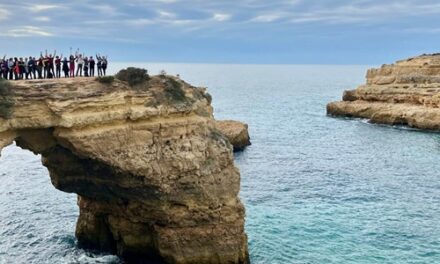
<box><xmin>1</xmin><ymin>64</ymin><xmax>439</xmax><ymax>264</ymax></box>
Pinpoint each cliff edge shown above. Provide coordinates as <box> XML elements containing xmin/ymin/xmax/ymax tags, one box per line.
<box><xmin>327</xmin><ymin>54</ymin><xmax>440</xmax><ymax>130</ymax></box>
<box><xmin>0</xmin><ymin>75</ymin><xmax>249</xmax><ymax>263</ymax></box>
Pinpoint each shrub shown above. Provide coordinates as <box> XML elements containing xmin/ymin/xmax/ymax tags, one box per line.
<box><xmin>95</xmin><ymin>76</ymin><xmax>115</xmax><ymax>84</ymax></box>
<box><xmin>115</xmin><ymin>67</ymin><xmax>150</xmax><ymax>87</ymax></box>
<box><xmin>164</xmin><ymin>77</ymin><xmax>186</xmax><ymax>103</ymax></box>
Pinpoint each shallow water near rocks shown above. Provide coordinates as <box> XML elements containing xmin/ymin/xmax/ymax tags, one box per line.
<box><xmin>1</xmin><ymin>64</ymin><xmax>440</xmax><ymax>264</ymax></box>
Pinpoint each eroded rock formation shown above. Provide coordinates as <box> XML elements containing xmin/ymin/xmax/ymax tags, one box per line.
<box><xmin>215</xmin><ymin>120</ymin><xmax>251</xmax><ymax>151</ymax></box>
<box><xmin>0</xmin><ymin>76</ymin><xmax>249</xmax><ymax>263</ymax></box>
<box><xmin>327</xmin><ymin>54</ymin><xmax>440</xmax><ymax>130</ymax></box>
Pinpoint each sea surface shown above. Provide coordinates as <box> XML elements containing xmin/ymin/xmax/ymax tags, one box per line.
<box><xmin>1</xmin><ymin>64</ymin><xmax>440</xmax><ymax>264</ymax></box>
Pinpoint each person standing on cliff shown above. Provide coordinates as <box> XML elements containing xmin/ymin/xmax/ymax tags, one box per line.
<box><xmin>89</xmin><ymin>56</ymin><xmax>95</xmax><ymax>77</ymax></box>
<box><xmin>96</xmin><ymin>54</ymin><xmax>102</xmax><ymax>76</ymax></box>
<box><xmin>14</xmin><ymin>58</ymin><xmax>20</xmax><ymax>80</ymax></box>
<box><xmin>62</xmin><ymin>57</ymin><xmax>69</xmax><ymax>78</ymax></box>
<box><xmin>0</xmin><ymin>56</ymin><xmax>6</xmax><ymax>79</ymax></box>
<box><xmin>55</xmin><ymin>55</ymin><xmax>61</xmax><ymax>78</ymax></box>
<box><xmin>7</xmin><ymin>58</ymin><xmax>14</xmax><ymax>80</ymax></box>
<box><xmin>75</xmin><ymin>53</ymin><xmax>84</xmax><ymax>77</ymax></box>
<box><xmin>83</xmin><ymin>56</ymin><xmax>89</xmax><ymax>77</ymax></box>
<box><xmin>69</xmin><ymin>55</ymin><xmax>75</xmax><ymax>78</ymax></box>
<box><xmin>37</xmin><ymin>56</ymin><xmax>43</xmax><ymax>79</ymax></box>
<box><xmin>101</xmin><ymin>56</ymin><xmax>108</xmax><ymax>76</ymax></box>
<box><xmin>28</xmin><ymin>56</ymin><xmax>36</xmax><ymax>79</ymax></box>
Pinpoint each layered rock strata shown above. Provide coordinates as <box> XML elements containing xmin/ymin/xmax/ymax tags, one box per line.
<box><xmin>327</xmin><ymin>54</ymin><xmax>440</xmax><ymax>130</ymax></box>
<box><xmin>215</xmin><ymin>120</ymin><xmax>251</xmax><ymax>151</ymax></box>
<box><xmin>0</xmin><ymin>76</ymin><xmax>249</xmax><ymax>263</ymax></box>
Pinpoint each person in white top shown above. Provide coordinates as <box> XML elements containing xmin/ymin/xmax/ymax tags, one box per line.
<box><xmin>75</xmin><ymin>53</ymin><xmax>84</xmax><ymax>77</ymax></box>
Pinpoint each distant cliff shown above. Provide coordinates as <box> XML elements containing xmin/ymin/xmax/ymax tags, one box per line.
<box><xmin>327</xmin><ymin>54</ymin><xmax>440</xmax><ymax>130</ymax></box>
<box><xmin>0</xmin><ymin>74</ymin><xmax>249</xmax><ymax>263</ymax></box>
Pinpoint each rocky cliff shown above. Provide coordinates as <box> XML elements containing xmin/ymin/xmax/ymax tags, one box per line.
<box><xmin>0</xmin><ymin>75</ymin><xmax>249</xmax><ymax>263</ymax></box>
<box><xmin>215</xmin><ymin>120</ymin><xmax>251</xmax><ymax>152</ymax></box>
<box><xmin>327</xmin><ymin>54</ymin><xmax>440</xmax><ymax>130</ymax></box>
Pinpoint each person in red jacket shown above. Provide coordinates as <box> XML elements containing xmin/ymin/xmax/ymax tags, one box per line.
<box><xmin>69</xmin><ymin>55</ymin><xmax>75</xmax><ymax>77</ymax></box>
<box><xmin>14</xmin><ymin>58</ymin><xmax>19</xmax><ymax>80</ymax></box>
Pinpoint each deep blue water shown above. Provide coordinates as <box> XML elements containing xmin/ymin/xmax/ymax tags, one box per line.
<box><xmin>1</xmin><ymin>64</ymin><xmax>440</xmax><ymax>264</ymax></box>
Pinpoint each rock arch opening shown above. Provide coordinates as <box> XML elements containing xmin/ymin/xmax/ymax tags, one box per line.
<box><xmin>0</xmin><ymin>142</ymin><xmax>80</xmax><ymax>263</ymax></box>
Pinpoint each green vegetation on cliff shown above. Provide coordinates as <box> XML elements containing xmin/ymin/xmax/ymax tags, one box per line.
<box><xmin>95</xmin><ymin>76</ymin><xmax>115</xmax><ymax>84</ymax></box>
<box><xmin>115</xmin><ymin>67</ymin><xmax>150</xmax><ymax>87</ymax></box>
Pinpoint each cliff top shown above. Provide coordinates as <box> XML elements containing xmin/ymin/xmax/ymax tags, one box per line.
<box><xmin>1</xmin><ymin>75</ymin><xmax>204</xmax><ymax>100</ymax></box>
<box><xmin>0</xmin><ymin>74</ymin><xmax>213</xmax><ymax>133</ymax></box>
<box><xmin>393</xmin><ymin>53</ymin><xmax>440</xmax><ymax>67</ymax></box>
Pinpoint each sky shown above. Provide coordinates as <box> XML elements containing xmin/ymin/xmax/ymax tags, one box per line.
<box><xmin>0</xmin><ymin>0</ymin><xmax>440</xmax><ymax>64</ymax></box>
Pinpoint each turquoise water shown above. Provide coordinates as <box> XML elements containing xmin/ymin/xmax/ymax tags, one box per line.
<box><xmin>1</xmin><ymin>64</ymin><xmax>440</xmax><ymax>263</ymax></box>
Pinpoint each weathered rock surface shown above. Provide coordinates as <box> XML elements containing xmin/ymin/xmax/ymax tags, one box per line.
<box><xmin>215</xmin><ymin>120</ymin><xmax>251</xmax><ymax>151</ymax></box>
<box><xmin>327</xmin><ymin>54</ymin><xmax>440</xmax><ymax>130</ymax></box>
<box><xmin>0</xmin><ymin>76</ymin><xmax>249</xmax><ymax>263</ymax></box>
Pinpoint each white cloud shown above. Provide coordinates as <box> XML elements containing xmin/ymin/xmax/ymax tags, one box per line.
<box><xmin>28</xmin><ymin>4</ymin><xmax>59</xmax><ymax>13</ymax></box>
<box><xmin>157</xmin><ymin>10</ymin><xmax>176</xmax><ymax>18</ymax></box>
<box><xmin>287</xmin><ymin>1</ymin><xmax>440</xmax><ymax>25</ymax></box>
<box><xmin>89</xmin><ymin>4</ymin><xmax>120</xmax><ymax>16</ymax></box>
<box><xmin>34</xmin><ymin>16</ymin><xmax>51</xmax><ymax>22</ymax></box>
<box><xmin>154</xmin><ymin>0</ymin><xmax>178</xmax><ymax>3</ymax></box>
<box><xmin>251</xmin><ymin>14</ymin><xmax>284</xmax><ymax>23</ymax></box>
<box><xmin>125</xmin><ymin>18</ymin><xmax>155</xmax><ymax>26</ymax></box>
<box><xmin>3</xmin><ymin>26</ymin><xmax>53</xmax><ymax>37</ymax></box>
<box><xmin>213</xmin><ymin>13</ymin><xmax>231</xmax><ymax>22</ymax></box>
<box><xmin>0</xmin><ymin>9</ymin><xmax>9</xmax><ymax>20</ymax></box>
<box><xmin>166</xmin><ymin>19</ymin><xmax>194</xmax><ymax>26</ymax></box>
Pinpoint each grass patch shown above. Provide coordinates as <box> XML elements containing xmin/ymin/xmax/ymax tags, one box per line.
<box><xmin>0</xmin><ymin>79</ymin><xmax>14</xmax><ymax>119</ymax></box>
<box><xmin>115</xmin><ymin>67</ymin><xmax>150</xmax><ymax>87</ymax></box>
<box><xmin>95</xmin><ymin>76</ymin><xmax>115</xmax><ymax>84</ymax></box>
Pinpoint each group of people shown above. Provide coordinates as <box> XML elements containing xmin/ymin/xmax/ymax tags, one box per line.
<box><xmin>0</xmin><ymin>50</ymin><xmax>108</xmax><ymax>80</ymax></box>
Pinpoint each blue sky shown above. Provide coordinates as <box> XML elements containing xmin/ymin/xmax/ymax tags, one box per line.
<box><xmin>0</xmin><ymin>0</ymin><xmax>440</xmax><ymax>64</ymax></box>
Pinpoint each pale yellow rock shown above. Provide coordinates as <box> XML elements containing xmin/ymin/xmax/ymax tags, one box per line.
<box><xmin>0</xmin><ymin>76</ymin><xmax>249</xmax><ymax>264</ymax></box>
<box><xmin>327</xmin><ymin>54</ymin><xmax>440</xmax><ymax>130</ymax></box>
<box><xmin>215</xmin><ymin>120</ymin><xmax>251</xmax><ymax>151</ymax></box>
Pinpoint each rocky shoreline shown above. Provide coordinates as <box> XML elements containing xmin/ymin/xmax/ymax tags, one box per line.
<box><xmin>327</xmin><ymin>54</ymin><xmax>440</xmax><ymax>130</ymax></box>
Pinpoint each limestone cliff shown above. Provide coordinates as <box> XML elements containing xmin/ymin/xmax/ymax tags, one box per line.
<box><xmin>215</xmin><ymin>120</ymin><xmax>251</xmax><ymax>152</ymax></box>
<box><xmin>0</xmin><ymin>76</ymin><xmax>249</xmax><ymax>263</ymax></box>
<box><xmin>327</xmin><ymin>54</ymin><xmax>440</xmax><ymax>130</ymax></box>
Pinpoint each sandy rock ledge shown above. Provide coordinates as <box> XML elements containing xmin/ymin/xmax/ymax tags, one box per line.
<box><xmin>216</xmin><ymin>120</ymin><xmax>251</xmax><ymax>151</ymax></box>
<box><xmin>327</xmin><ymin>54</ymin><xmax>440</xmax><ymax>130</ymax></box>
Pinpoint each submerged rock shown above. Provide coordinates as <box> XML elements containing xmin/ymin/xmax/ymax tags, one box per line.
<box><xmin>216</xmin><ymin>120</ymin><xmax>251</xmax><ymax>151</ymax></box>
<box><xmin>327</xmin><ymin>54</ymin><xmax>440</xmax><ymax>130</ymax></box>
<box><xmin>0</xmin><ymin>75</ymin><xmax>249</xmax><ymax>263</ymax></box>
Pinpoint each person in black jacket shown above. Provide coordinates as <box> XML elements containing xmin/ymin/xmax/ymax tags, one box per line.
<box><xmin>89</xmin><ymin>56</ymin><xmax>95</xmax><ymax>77</ymax></box>
<box><xmin>101</xmin><ymin>56</ymin><xmax>107</xmax><ymax>76</ymax></box>
<box><xmin>62</xmin><ymin>57</ymin><xmax>69</xmax><ymax>78</ymax></box>
<box><xmin>54</xmin><ymin>56</ymin><xmax>61</xmax><ymax>78</ymax></box>
<box><xmin>28</xmin><ymin>56</ymin><xmax>35</xmax><ymax>79</ymax></box>
<box><xmin>83</xmin><ymin>57</ymin><xmax>89</xmax><ymax>77</ymax></box>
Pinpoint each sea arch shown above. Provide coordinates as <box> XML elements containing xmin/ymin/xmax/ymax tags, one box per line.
<box><xmin>0</xmin><ymin>77</ymin><xmax>249</xmax><ymax>263</ymax></box>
